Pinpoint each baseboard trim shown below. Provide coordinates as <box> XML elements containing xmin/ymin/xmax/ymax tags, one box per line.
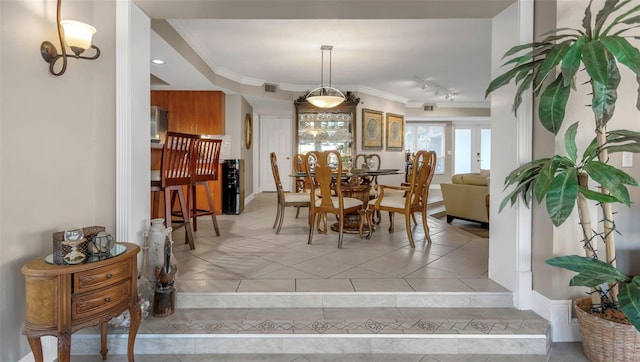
<box><xmin>531</xmin><ymin>291</ymin><xmax>581</xmax><ymax>342</ymax></box>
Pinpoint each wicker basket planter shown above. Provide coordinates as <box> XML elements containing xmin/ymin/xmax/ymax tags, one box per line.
<box><xmin>575</xmin><ymin>297</ymin><xmax>640</xmax><ymax>361</ymax></box>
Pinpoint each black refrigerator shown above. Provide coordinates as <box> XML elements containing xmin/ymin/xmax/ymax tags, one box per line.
<box><xmin>222</xmin><ymin>159</ymin><xmax>244</xmax><ymax>215</ymax></box>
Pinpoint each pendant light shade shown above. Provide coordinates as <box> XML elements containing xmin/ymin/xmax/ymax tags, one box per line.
<box><xmin>306</xmin><ymin>45</ymin><xmax>345</xmax><ymax>109</ymax></box>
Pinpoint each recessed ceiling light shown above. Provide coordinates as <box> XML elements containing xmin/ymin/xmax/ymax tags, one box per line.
<box><xmin>151</xmin><ymin>59</ymin><xmax>165</xmax><ymax>65</ymax></box>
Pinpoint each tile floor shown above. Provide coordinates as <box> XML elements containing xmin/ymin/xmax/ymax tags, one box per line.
<box><xmin>71</xmin><ymin>193</ymin><xmax>592</xmax><ymax>360</ymax></box>
<box><xmin>168</xmin><ymin>192</ymin><xmax>503</xmax><ymax>294</ymax></box>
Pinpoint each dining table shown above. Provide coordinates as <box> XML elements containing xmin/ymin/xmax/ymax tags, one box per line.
<box><xmin>291</xmin><ymin>168</ymin><xmax>402</xmax><ymax>234</ymax></box>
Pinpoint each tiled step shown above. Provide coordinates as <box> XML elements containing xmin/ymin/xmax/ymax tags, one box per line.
<box><xmin>71</xmin><ymin>305</ymin><xmax>550</xmax><ymax>356</ymax></box>
<box><xmin>177</xmin><ymin>291</ymin><xmax>514</xmax><ymax>309</ymax></box>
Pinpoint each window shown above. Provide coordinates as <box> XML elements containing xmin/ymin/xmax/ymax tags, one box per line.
<box><xmin>404</xmin><ymin>123</ymin><xmax>445</xmax><ymax>174</ymax></box>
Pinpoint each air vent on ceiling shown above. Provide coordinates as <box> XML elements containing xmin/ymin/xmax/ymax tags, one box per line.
<box><xmin>423</xmin><ymin>104</ymin><xmax>435</xmax><ymax>111</ymax></box>
<box><xmin>264</xmin><ymin>84</ymin><xmax>277</xmax><ymax>93</ymax></box>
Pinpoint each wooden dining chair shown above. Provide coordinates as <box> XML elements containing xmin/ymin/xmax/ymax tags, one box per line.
<box><xmin>353</xmin><ymin>153</ymin><xmax>382</xmax><ymax>220</ymax></box>
<box><xmin>151</xmin><ymin>131</ymin><xmax>198</xmax><ymax>250</ymax></box>
<box><xmin>306</xmin><ymin>150</ymin><xmax>363</xmax><ymax>249</ymax></box>
<box><xmin>190</xmin><ymin>137</ymin><xmax>222</xmax><ymax>236</ymax></box>
<box><xmin>270</xmin><ymin>152</ymin><xmax>312</xmax><ymax>234</ymax></box>
<box><xmin>292</xmin><ymin>153</ymin><xmax>308</xmax><ymax>194</ymax></box>
<box><xmin>363</xmin><ymin>150</ymin><xmax>437</xmax><ymax>248</ymax></box>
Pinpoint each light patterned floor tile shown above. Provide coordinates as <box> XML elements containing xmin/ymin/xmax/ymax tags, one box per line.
<box><xmin>237</xmin><ymin>279</ymin><xmax>295</xmax><ymax>292</ymax></box>
<box><xmin>166</xmin><ymin>192</ymin><xmax>491</xmax><ymax>293</ymax></box>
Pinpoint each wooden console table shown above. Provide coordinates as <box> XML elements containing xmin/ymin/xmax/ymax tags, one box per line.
<box><xmin>22</xmin><ymin>242</ymin><xmax>141</xmax><ymax>362</ymax></box>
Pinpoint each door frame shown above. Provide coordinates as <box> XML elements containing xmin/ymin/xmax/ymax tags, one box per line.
<box><xmin>115</xmin><ymin>0</ymin><xmax>534</xmax><ymax>312</ymax></box>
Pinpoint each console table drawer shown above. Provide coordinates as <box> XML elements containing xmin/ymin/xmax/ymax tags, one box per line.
<box><xmin>74</xmin><ymin>260</ymin><xmax>131</xmax><ymax>293</ymax></box>
<box><xmin>72</xmin><ymin>280</ymin><xmax>131</xmax><ymax>320</ymax></box>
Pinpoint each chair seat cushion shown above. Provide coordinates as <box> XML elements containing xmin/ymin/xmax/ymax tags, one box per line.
<box><xmin>369</xmin><ymin>196</ymin><xmax>407</xmax><ymax>209</ymax></box>
<box><xmin>316</xmin><ymin>197</ymin><xmax>362</xmax><ymax>209</ymax></box>
<box><xmin>285</xmin><ymin>192</ymin><xmax>311</xmax><ymax>203</ymax></box>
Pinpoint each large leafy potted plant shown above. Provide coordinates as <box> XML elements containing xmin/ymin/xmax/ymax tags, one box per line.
<box><xmin>486</xmin><ymin>1</ymin><xmax>640</xmax><ymax>360</ymax></box>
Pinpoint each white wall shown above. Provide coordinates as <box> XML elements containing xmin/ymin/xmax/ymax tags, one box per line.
<box><xmin>0</xmin><ymin>1</ymin><xmax>117</xmax><ymax>359</ymax></box>
<box><xmin>116</xmin><ymin>0</ymin><xmax>151</xmax><ymax>249</ymax></box>
<box><xmin>488</xmin><ymin>1</ymin><xmax>532</xmax><ymax>302</ymax></box>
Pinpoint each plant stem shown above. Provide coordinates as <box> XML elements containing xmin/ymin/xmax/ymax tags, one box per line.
<box><xmin>596</xmin><ymin>125</ymin><xmax>618</xmax><ymax>303</ymax></box>
<box><xmin>577</xmin><ymin>172</ymin><xmax>602</xmax><ymax>309</ymax></box>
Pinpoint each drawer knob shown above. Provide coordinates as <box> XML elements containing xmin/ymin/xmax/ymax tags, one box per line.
<box><xmin>106</xmin><ymin>273</ymin><xmax>113</xmax><ymax>279</ymax></box>
<box><xmin>104</xmin><ymin>297</ymin><xmax>111</xmax><ymax>303</ymax></box>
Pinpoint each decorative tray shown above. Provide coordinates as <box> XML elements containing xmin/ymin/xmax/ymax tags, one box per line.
<box><xmin>44</xmin><ymin>243</ymin><xmax>127</xmax><ymax>265</ymax></box>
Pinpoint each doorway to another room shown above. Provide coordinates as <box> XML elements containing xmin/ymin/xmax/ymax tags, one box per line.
<box><xmin>260</xmin><ymin>116</ymin><xmax>293</xmax><ymax>192</ymax></box>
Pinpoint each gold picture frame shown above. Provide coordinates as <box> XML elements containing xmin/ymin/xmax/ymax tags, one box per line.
<box><xmin>362</xmin><ymin>109</ymin><xmax>383</xmax><ymax>150</ymax></box>
<box><xmin>385</xmin><ymin>113</ymin><xmax>404</xmax><ymax>150</ymax></box>
<box><xmin>244</xmin><ymin>113</ymin><xmax>252</xmax><ymax>149</ymax></box>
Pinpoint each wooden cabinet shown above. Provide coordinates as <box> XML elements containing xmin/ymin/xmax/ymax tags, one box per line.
<box><xmin>295</xmin><ymin>95</ymin><xmax>359</xmax><ymax>158</ymax></box>
<box><xmin>22</xmin><ymin>243</ymin><xmax>141</xmax><ymax>362</ymax></box>
<box><xmin>150</xmin><ymin>91</ymin><xmax>225</xmax><ymax>135</ymax></box>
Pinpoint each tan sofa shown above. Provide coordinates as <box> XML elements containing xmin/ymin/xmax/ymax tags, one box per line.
<box><xmin>440</xmin><ymin>172</ymin><xmax>490</xmax><ymax>227</ymax></box>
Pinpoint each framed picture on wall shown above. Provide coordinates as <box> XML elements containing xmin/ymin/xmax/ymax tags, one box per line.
<box><xmin>386</xmin><ymin>113</ymin><xmax>404</xmax><ymax>150</ymax></box>
<box><xmin>362</xmin><ymin>109</ymin><xmax>383</xmax><ymax>150</ymax></box>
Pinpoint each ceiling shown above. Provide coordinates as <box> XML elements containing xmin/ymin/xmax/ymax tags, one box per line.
<box><xmin>138</xmin><ymin>0</ymin><xmax>516</xmax><ymax>111</ymax></box>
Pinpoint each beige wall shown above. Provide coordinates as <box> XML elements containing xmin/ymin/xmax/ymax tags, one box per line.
<box><xmin>0</xmin><ymin>0</ymin><xmax>116</xmax><ymax>359</ymax></box>
<box><xmin>531</xmin><ymin>0</ymin><xmax>640</xmax><ymax>300</ymax></box>
<box><xmin>226</xmin><ymin>94</ymin><xmax>254</xmax><ymax>198</ymax></box>
<box><xmin>355</xmin><ymin>93</ymin><xmax>407</xmax><ymax>186</ymax></box>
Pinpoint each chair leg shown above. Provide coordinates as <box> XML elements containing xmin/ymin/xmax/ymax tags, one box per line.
<box><xmin>315</xmin><ymin>213</ymin><xmax>325</xmax><ymax>234</ymax></box>
<box><xmin>203</xmin><ymin>182</ymin><xmax>220</xmax><ymax>236</ymax></box>
<box><xmin>273</xmin><ymin>200</ymin><xmax>281</xmax><ymax>229</ymax></box>
<box><xmin>307</xmin><ymin>212</ymin><xmax>316</xmax><ymax>245</ymax></box>
<box><xmin>388</xmin><ymin>212</ymin><xmax>395</xmax><ymax>233</ymax></box>
<box><xmin>338</xmin><ymin>212</ymin><xmax>344</xmax><ymax>249</ymax></box>
<box><xmin>276</xmin><ymin>204</ymin><xmax>285</xmax><ymax>234</ymax></box>
<box><xmin>358</xmin><ymin>209</ymin><xmax>366</xmax><ymax>238</ymax></box>
<box><xmin>421</xmin><ymin>211</ymin><xmax>432</xmax><ymax>244</ymax></box>
<box><xmin>163</xmin><ymin>189</ymin><xmax>172</xmax><ymax>230</ymax></box>
<box><xmin>151</xmin><ymin>190</ymin><xmax>160</xmax><ymax>219</ymax></box>
<box><xmin>170</xmin><ymin>191</ymin><xmax>178</xmax><ymax>223</ymax></box>
<box><xmin>176</xmin><ymin>187</ymin><xmax>195</xmax><ymax>250</ymax></box>
<box><xmin>295</xmin><ymin>206</ymin><xmax>301</xmax><ymax>218</ymax></box>
<box><xmin>411</xmin><ymin>213</ymin><xmax>417</xmax><ymax>226</ymax></box>
<box><xmin>191</xmin><ymin>184</ymin><xmax>198</xmax><ymax>232</ymax></box>
<box><xmin>405</xmin><ymin>213</ymin><xmax>415</xmax><ymax>249</ymax></box>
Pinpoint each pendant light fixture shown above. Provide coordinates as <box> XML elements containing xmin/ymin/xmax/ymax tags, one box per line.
<box><xmin>305</xmin><ymin>45</ymin><xmax>345</xmax><ymax>109</ymax></box>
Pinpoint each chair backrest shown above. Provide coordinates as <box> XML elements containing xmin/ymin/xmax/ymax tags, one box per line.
<box><xmin>270</xmin><ymin>152</ymin><xmax>285</xmax><ymax>199</ymax></box>
<box><xmin>406</xmin><ymin>150</ymin><xmax>437</xmax><ymax>209</ymax></box>
<box><xmin>354</xmin><ymin>153</ymin><xmax>381</xmax><ymax>171</ymax></box>
<box><xmin>307</xmin><ymin>150</ymin><xmax>344</xmax><ymax>210</ymax></box>
<box><xmin>192</xmin><ymin>137</ymin><xmax>222</xmax><ymax>183</ymax></box>
<box><xmin>161</xmin><ymin>131</ymin><xmax>200</xmax><ymax>187</ymax></box>
<box><xmin>293</xmin><ymin>153</ymin><xmax>309</xmax><ymax>193</ymax></box>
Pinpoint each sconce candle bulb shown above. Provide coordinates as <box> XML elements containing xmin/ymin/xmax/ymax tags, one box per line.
<box><xmin>40</xmin><ymin>0</ymin><xmax>100</xmax><ymax>76</ymax></box>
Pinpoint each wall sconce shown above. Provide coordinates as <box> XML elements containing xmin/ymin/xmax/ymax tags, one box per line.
<box><xmin>40</xmin><ymin>0</ymin><xmax>100</xmax><ymax>76</ymax></box>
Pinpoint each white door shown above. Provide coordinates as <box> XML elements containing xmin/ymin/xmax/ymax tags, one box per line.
<box><xmin>260</xmin><ymin>116</ymin><xmax>292</xmax><ymax>192</ymax></box>
<box><xmin>454</xmin><ymin>123</ymin><xmax>491</xmax><ymax>174</ymax></box>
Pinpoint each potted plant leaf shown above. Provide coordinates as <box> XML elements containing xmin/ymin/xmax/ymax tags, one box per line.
<box><xmin>486</xmin><ymin>1</ymin><xmax>640</xmax><ymax>360</ymax></box>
